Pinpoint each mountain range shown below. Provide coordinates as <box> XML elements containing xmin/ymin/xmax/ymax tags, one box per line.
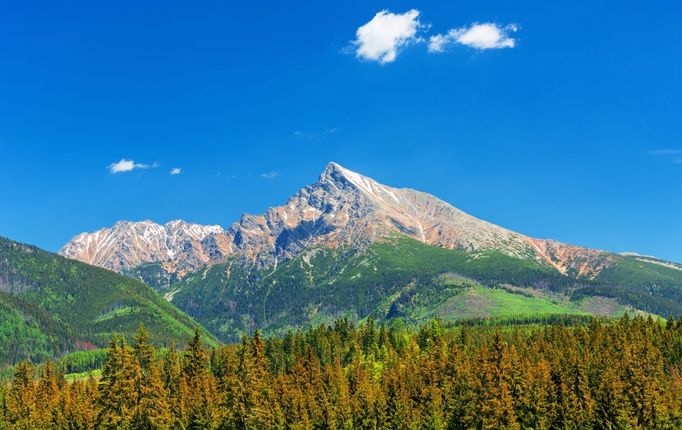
<box><xmin>61</xmin><ymin>163</ymin><xmax>616</xmax><ymax>279</ymax></box>
<box><xmin>58</xmin><ymin>162</ymin><xmax>682</xmax><ymax>341</ymax></box>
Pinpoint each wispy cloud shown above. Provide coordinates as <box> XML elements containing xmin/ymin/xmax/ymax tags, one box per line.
<box><xmin>649</xmin><ymin>149</ymin><xmax>682</xmax><ymax>164</ymax></box>
<box><xmin>108</xmin><ymin>159</ymin><xmax>157</xmax><ymax>174</ymax></box>
<box><xmin>352</xmin><ymin>9</ymin><xmax>422</xmax><ymax>64</ymax></box>
<box><xmin>649</xmin><ymin>149</ymin><xmax>682</xmax><ymax>156</ymax></box>
<box><xmin>260</xmin><ymin>171</ymin><xmax>280</xmax><ymax>179</ymax></box>
<box><xmin>170</xmin><ymin>167</ymin><xmax>182</xmax><ymax>175</ymax></box>
<box><xmin>429</xmin><ymin>23</ymin><xmax>517</xmax><ymax>53</ymax></box>
<box><xmin>293</xmin><ymin>127</ymin><xmax>341</xmax><ymax>140</ymax></box>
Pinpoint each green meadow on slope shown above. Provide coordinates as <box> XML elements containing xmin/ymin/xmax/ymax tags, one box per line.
<box><xmin>173</xmin><ymin>235</ymin><xmax>645</xmax><ymax>342</ymax></box>
<box><xmin>0</xmin><ymin>236</ymin><xmax>216</xmax><ymax>366</ymax></box>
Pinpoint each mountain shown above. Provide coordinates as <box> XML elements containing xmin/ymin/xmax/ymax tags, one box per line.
<box><xmin>61</xmin><ymin>162</ymin><xmax>613</xmax><ymax>278</ymax></box>
<box><xmin>0</xmin><ymin>236</ymin><xmax>216</xmax><ymax>365</ymax></box>
<box><xmin>223</xmin><ymin>162</ymin><xmax>616</xmax><ymax>277</ymax></box>
<box><xmin>60</xmin><ymin>219</ymin><xmax>231</xmax><ymax>276</ymax></box>
<box><xmin>59</xmin><ymin>162</ymin><xmax>682</xmax><ymax>341</ymax></box>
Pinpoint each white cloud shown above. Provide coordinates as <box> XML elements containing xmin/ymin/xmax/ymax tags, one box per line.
<box><xmin>427</xmin><ymin>34</ymin><xmax>450</xmax><ymax>53</ymax></box>
<box><xmin>353</xmin><ymin>9</ymin><xmax>422</xmax><ymax>64</ymax></box>
<box><xmin>260</xmin><ymin>171</ymin><xmax>280</xmax><ymax>179</ymax></box>
<box><xmin>108</xmin><ymin>159</ymin><xmax>156</xmax><ymax>174</ymax></box>
<box><xmin>293</xmin><ymin>127</ymin><xmax>342</xmax><ymax>140</ymax></box>
<box><xmin>429</xmin><ymin>23</ymin><xmax>517</xmax><ymax>52</ymax></box>
<box><xmin>649</xmin><ymin>149</ymin><xmax>682</xmax><ymax>164</ymax></box>
<box><xmin>649</xmin><ymin>149</ymin><xmax>682</xmax><ymax>156</ymax></box>
<box><xmin>170</xmin><ymin>167</ymin><xmax>182</xmax><ymax>175</ymax></box>
<box><xmin>648</xmin><ymin>148</ymin><xmax>682</xmax><ymax>164</ymax></box>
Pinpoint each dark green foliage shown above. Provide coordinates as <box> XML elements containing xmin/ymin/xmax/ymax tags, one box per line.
<box><xmin>58</xmin><ymin>349</ymin><xmax>108</xmax><ymax>375</ymax></box>
<box><xmin>584</xmin><ymin>255</ymin><xmax>682</xmax><ymax>316</ymax></box>
<box><xmin>171</xmin><ymin>235</ymin><xmax>682</xmax><ymax>342</ymax></box>
<box><xmin>0</xmin><ymin>236</ymin><xmax>217</xmax><ymax>366</ymax></box>
<box><xmin>122</xmin><ymin>262</ymin><xmax>179</xmax><ymax>292</ymax></box>
<box><xmin>172</xmin><ymin>236</ymin><xmax>578</xmax><ymax>342</ymax></box>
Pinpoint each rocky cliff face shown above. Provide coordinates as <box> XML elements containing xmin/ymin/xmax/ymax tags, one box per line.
<box><xmin>60</xmin><ymin>162</ymin><xmax>615</xmax><ymax>279</ymax></box>
<box><xmin>222</xmin><ymin>162</ymin><xmax>614</xmax><ymax>276</ymax></box>
<box><xmin>59</xmin><ymin>219</ymin><xmax>232</xmax><ymax>276</ymax></box>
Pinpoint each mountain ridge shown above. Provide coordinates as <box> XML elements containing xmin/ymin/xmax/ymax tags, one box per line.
<box><xmin>59</xmin><ymin>219</ymin><xmax>232</xmax><ymax>278</ymax></box>
<box><xmin>59</xmin><ymin>162</ymin><xmax>629</xmax><ymax>282</ymax></box>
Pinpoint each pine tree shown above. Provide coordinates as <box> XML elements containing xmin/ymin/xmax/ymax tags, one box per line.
<box><xmin>128</xmin><ymin>326</ymin><xmax>172</xmax><ymax>430</ymax></box>
<box><xmin>6</xmin><ymin>361</ymin><xmax>37</xmax><ymax>429</ymax></box>
<box><xmin>0</xmin><ymin>382</ymin><xmax>8</xmax><ymax>430</ymax></box>
<box><xmin>325</xmin><ymin>358</ymin><xmax>353</xmax><ymax>430</ymax></box>
<box><xmin>163</xmin><ymin>342</ymin><xmax>188</xmax><ymax>428</ymax></box>
<box><xmin>473</xmin><ymin>335</ymin><xmax>519</xmax><ymax>430</ymax></box>
<box><xmin>234</xmin><ymin>331</ymin><xmax>284</xmax><ymax>429</ymax></box>
<box><xmin>50</xmin><ymin>379</ymin><xmax>73</xmax><ymax>430</ymax></box>
<box><xmin>133</xmin><ymin>324</ymin><xmax>155</xmax><ymax>372</ymax></box>
<box><xmin>184</xmin><ymin>328</ymin><xmax>220</xmax><ymax>429</ymax></box>
<box><xmin>593</xmin><ymin>343</ymin><xmax>632</xmax><ymax>429</ymax></box>
<box><xmin>349</xmin><ymin>352</ymin><xmax>382</xmax><ymax>430</ymax></box>
<box><xmin>184</xmin><ymin>328</ymin><xmax>208</xmax><ymax>382</ymax></box>
<box><xmin>35</xmin><ymin>360</ymin><xmax>59</xmax><ymax>427</ymax></box>
<box><xmin>96</xmin><ymin>336</ymin><xmax>139</xmax><ymax>429</ymax></box>
<box><xmin>135</xmin><ymin>358</ymin><xmax>172</xmax><ymax>430</ymax></box>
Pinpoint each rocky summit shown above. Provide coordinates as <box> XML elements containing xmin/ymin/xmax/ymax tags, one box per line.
<box><xmin>61</xmin><ymin>162</ymin><xmax>617</xmax><ymax>280</ymax></box>
<box><xmin>59</xmin><ymin>219</ymin><xmax>232</xmax><ymax>277</ymax></box>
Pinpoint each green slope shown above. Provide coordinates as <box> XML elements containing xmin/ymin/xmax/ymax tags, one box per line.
<box><xmin>0</xmin><ymin>236</ymin><xmax>217</xmax><ymax>365</ymax></box>
<box><xmin>581</xmin><ymin>254</ymin><xmax>682</xmax><ymax>316</ymax></box>
<box><xmin>171</xmin><ymin>235</ymin><xmax>595</xmax><ymax>341</ymax></box>
<box><xmin>122</xmin><ymin>261</ymin><xmax>179</xmax><ymax>292</ymax></box>
<box><xmin>169</xmin><ymin>235</ymin><xmax>682</xmax><ymax>342</ymax></box>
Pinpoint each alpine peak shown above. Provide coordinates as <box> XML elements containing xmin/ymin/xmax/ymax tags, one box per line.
<box><xmin>60</xmin><ymin>162</ymin><xmax>615</xmax><ymax>281</ymax></box>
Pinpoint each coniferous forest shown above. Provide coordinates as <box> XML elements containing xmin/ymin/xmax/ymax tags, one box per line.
<box><xmin>1</xmin><ymin>316</ymin><xmax>682</xmax><ymax>429</ymax></box>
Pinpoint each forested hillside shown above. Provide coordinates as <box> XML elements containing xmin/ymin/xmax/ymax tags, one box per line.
<box><xmin>2</xmin><ymin>315</ymin><xmax>682</xmax><ymax>429</ymax></box>
<box><xmin>0</xmin><ymin>236</ymin><xmax>215</xmax><ymax>366</ymax></box>
<box><xmin>171</xmin><ymin>235</ymin><xmax>682</xmax><ymax>342</ymax></box>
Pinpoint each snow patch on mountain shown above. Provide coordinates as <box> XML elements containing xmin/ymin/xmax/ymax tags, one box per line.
<box><xmin>61</xmin><ymin>162</ymin><xmax>619</xmax><ymax>280</ymax></box>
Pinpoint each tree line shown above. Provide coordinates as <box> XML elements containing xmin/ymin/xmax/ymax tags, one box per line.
<box><xmin>2</xmin><ymin>315</ymin><xmax>682</xmax><ymax>429</ymax></box>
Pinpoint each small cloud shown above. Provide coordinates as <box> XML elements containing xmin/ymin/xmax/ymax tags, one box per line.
<box><xmin>218</xmin><ymin>172</ymin><xmax>239</xmax><ymax>179</ymax></box>
<box><xmin>649</xmin><ymin>149</ymin><xmax>682</xmax><ymax>156</ymax></box>
<box><xmin>293</xmin><ymin>131</ymin><xmax>316</xmax><ymax>139</ymax></box>
<box><xmin>649</xmin><ymin>149</ymin><xmax>682</xmax><ymax>165</ymax></box>
<box><xmin>293</xmin><ymin>127</ymin><xmax>342</xmax><ymax>140</ymax></box>
<box><xmin>259</xmin><ymin>171</ymin><xmax>280</xmax><ymax>179</ymax></box>
<box><xmin>429</xmin><ymin>23</ymin><xmax>517</xmax><ymax>52</ymax></box>
<box><xmin>170</xmin><ymin>167</ymin><xmax>182</xmax><ymax>175</ymax></box>
<box><xmin>353</xmin><ymin>9</ymin><xmax>422</xmax><ymax>64</ymax></box>
<box><xmin>108</xmin><ymin>159</ymin><xmax>156</xmax><ymax>174</ymax></box>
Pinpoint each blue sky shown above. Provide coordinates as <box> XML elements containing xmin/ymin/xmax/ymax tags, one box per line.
<box><xmin>1</xmin><ymin>1</ymin><xmax>681</xmax><ymax>262</ymax></box>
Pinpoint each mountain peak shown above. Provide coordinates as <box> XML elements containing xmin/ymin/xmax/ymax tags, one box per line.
<box><xmin>324</xmin><ymin>161</ymin><xmax>344</xmax><ymax>172</ymax></box>
<box><xmin>318</xmin><ymin>162</ymin><xmax>402</xmax><ymax>204</ymax></box>
<box><xmin>320</xmin><ymin>161</ymin><xmax>359</xmax><ymax>184</ymax></box>
<box><xmin>59</xmin><ymin>219</ymin><xmax>231</xmax><ymax>274</ymax></box>
<box><xmin>61</xmin><ymin>162</ymin><xmax>616</xmax><ymax>280</ymax></box>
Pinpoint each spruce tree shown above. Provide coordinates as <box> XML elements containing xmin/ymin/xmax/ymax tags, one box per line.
<box><xmin>6</xmin><ymin>361</ymin><xmax>37</xmax><ymax>429</ymax></box>
<box><xmin>96</xmin><ymin>336</ymin><xmax>138</xmax><ymax>429</ymax></box>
